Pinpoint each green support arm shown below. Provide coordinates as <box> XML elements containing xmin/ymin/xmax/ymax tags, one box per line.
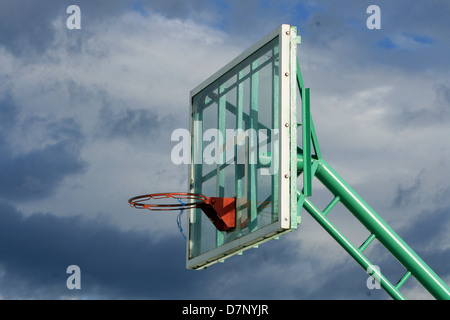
<box><xmin>297</xmin><ymin>156</ymin><xmax>450</xmax><ymax>300</ymax></box>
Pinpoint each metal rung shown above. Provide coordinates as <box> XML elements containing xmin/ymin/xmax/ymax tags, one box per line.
<box><xmin>302</xmin><ymin>197</ymin><xmax>406</xmax><ymax>300</ymax></box>
<box><xmin>299</xmin><ymin>158</ymin><xmax>450</xmax><ymax>299</ymax></box>
<box><xmin>358</xmin><ymin>234</ymin><xmax>376</xmax><ymax>253</ymax></box>
<box><xmin>322</xmin><ymin>196</ymin><xmax>340</xmax><ymax>217</ymax></box>
<box><xmin>396</xmin><ymin>271</ymin><xmax>412</xmax><ymax>289</ymax></box>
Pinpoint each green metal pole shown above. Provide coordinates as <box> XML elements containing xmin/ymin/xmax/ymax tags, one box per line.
<box><xmin>312</xmin><ymin>158</ymin><xmax>450</xmax><ymax>300</ymax></box>
<box><xmin>301</xmin><ymin>193</ymin><xmax>406</xmax><ymax>300</ymax></box>
<box><xmin>217</xmin><ymin>84</ymin><xmax>227</xmax><ymax>247</ymax></box>
<box><xmin>249</xmin><ymin>60</ymin><xmax>259</xmax><ymax>231</ymax></box>
<box><xmin>302</xmin><ymin>88</ymin><xmax>312</xmax><ymax>196</ymax></box>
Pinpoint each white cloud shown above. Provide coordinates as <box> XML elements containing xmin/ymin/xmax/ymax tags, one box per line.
<box><xmin>5</xmin><ymin>10</ymin><xmax>243</xmax><ymax>235</ymax></box>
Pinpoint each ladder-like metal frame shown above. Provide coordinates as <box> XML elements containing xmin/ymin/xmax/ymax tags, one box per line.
<box><xmin>296</xmin><ymin>60</ymin><xmax>450</xmax><ymax>300</ymax></box>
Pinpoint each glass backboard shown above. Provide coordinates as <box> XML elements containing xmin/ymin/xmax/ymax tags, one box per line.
<box><xmin>187</xmin><ymin>24</ymin><xmax>298</xmax><ymax>269</ymax></box>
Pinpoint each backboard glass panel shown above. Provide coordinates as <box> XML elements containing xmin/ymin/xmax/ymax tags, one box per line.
<box><xmin>187</xmin><ymin>24</ymin><xmax>298</xmax><ymax>269</ymax></box>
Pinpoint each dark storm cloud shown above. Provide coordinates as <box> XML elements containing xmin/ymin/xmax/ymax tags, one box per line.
<box><xmin>0</xmin><ymin>201</ymin><xmax>325</xmax><ymax>299</ymax></box>
<box><xmin>399</xmin><ymin>207</ymin><xmax>450</xmax><ymax>273</ymax></box>
<box><xmin>0</xmin><ymin>200</ymin><xmax>296</xmax><ymax>299</ymax></box>
<box><xmin>2</xmin><ymin>0</ymin><xmax>449</xmax><ymax>61</ymax></box>
<box><xmin>0</xmin><ymin>0</ymin><xmax>138</xmax><ymax>56</ymax></box>
<box><xmin>96</xmin><ymin>106</ymin><xmax>175</xmax><ymax>141</ymax></box>
<box><xmin>0</xmin><ymin>201</ymin><xmax>203</xmax><ymax>299</ymax></box>
<box><xmin>0</xmin><ymin>0</ymin><xmax>216</xmax><ymax>57</ymax></box>
<box><xmin>392</xmin><ymin>171</ymin><xmax>424</xmax><ymax>209</ymax></box>
<box><xmin>0</xmin><ymin>118</ymin><xmax>86</xmax><ymax>201</ymax></box>
<box><xmin>0</xmin><ymin>199</ymin><xmax>447</xmax><ymax>299</ymax></box>
<box><xmin>396</xmin><ymin>84</ymin><xmax>450</xmax><ymax>127</ymax></box>
<box><xmin>0</xmin><ymin>1</ymin><xmax>59</xmax><ymax>56</ymax></box>
<box><xmin>0</xmin><ymin>92</ymin><xmax>18</xmax><ymax>131</ymax></box>
<box><xmin>300</xmin><ymin>256</ymin><xmax>390</xmax><ymax>300</ymax></box>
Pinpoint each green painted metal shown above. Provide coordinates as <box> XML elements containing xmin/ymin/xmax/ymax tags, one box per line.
<box><xmin>302</xmin><ymin>88</ymin><xmax>312</xmax><ymax>196</ymax></box>
<box><xmin>300</xmin><ymin>191</ymin><xmax>406</xmax><ymax>300</ymax></box>
<box><xmin>236</xmin><ymin>70</ymin><xmax>245</xmax><ymax>238</ymax></box>
<box><xmin>296</xmin><ymin>59</ymin><xmax>305</xmax><ymax>90</ymax></box>
<box><xmin>190</xmin><ymin>103</ymin><xmax>203</xmax><ymax>258</ymax></box>
<box><xmin>396</xmin><ymin>271</ymin><xmax>412</xmax><ymax>290</ymax></box>
<box><xmin>249</xmin><ymin>59</ymin><xmax>259</xmax><ymax>232</ymax></box>
<box><xmin>322</xmin><ymin>195</ymin><xmax>340</xmax><ymax>217</ymax></box>
<box><xmin>217</xmin><ymin>83</ymin><xmax>227</xmax><ymax>247</ymax></box>
<box><xmin>296</xmin><ymin>59</ymin><xmax>312</xmax><ymax>196</ymax></box>
<box><xmin>358</xmin><ymin>233</ymin><xmax>376</xmax><ymax>253</ymax></box>
<box><xmin>315</xmin><ymin>159</ymin><xmax>450</xmax><ymax>300</ymax></box>
<box><xmin>296</xmin><ymin>156</ymin><xmax>450</xmax><ymax>299</ymax></box>
<box><xmin>272</xmin><ymin>44</ymin><xmax>280</xmax><ymax>222</ymax></box>
<box><xmin>310</xmin><ymin>115</ymin><xmax>322</xmax><ymax>159</ymax></box>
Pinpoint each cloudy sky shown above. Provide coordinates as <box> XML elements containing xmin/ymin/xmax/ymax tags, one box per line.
<box><xmin>0</xmin><ymin>0</ymin><xmax>449</xmax><ymax>300</ymax></box>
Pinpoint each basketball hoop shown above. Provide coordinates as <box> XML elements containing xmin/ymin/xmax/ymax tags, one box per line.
<box><xmin>128</xmin><ymin>192</ymin><xmax>236</xmax><ymax>232</ymax></box>
<box><xmin>128</xmin><ymin>192</ymin><xmax>208</xmax><ymax>211</ymax></box>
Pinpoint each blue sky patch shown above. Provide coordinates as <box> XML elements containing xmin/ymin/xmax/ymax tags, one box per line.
<box><xmin>376</xmin><ymin>36</ymin><xmax>398</xmax><ymax>49</ymax></box>
<box><xmin>404</xmin><ymin>32</ymin><xmax>434</xmax><ymax>45</ymax></box>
